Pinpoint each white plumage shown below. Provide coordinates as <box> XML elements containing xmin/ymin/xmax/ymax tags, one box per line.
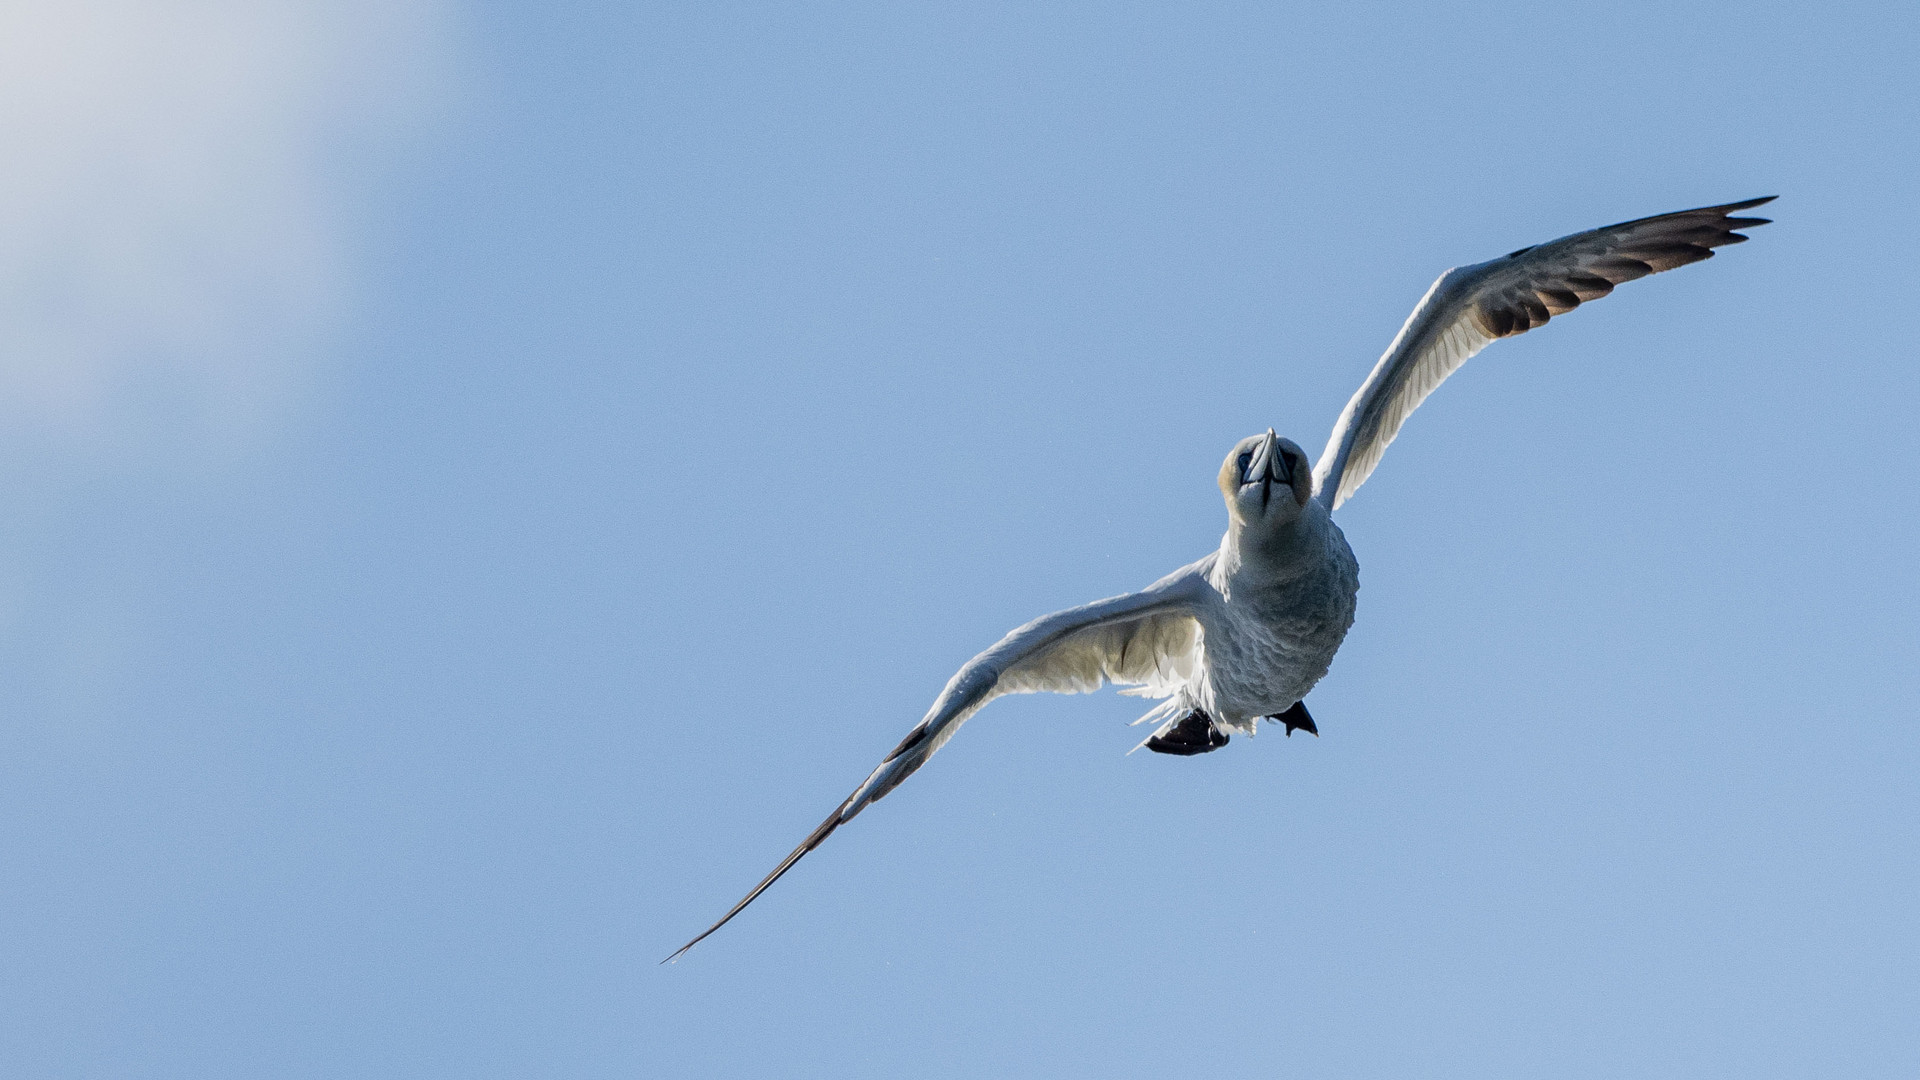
<box><xmin>666</xmin><ymin>197</ymin><xmax>1772</xmax><ymax>962</ymax></box>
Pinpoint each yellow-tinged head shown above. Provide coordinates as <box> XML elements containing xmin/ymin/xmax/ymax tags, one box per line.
<box><xmin>1218</xmin><ymin>428</ymin><xmax>1312</xmax><ymax>527</ymax></box>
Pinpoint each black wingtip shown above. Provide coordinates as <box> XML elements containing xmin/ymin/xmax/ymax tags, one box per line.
<box><xmin>661</xmin><ymin>799</ymin><xmax>852</xmax><ymax>964</ymax></box>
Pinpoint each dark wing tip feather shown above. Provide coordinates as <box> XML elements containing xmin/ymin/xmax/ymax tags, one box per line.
<box><xmin>1599</xmin><ymin>196</ymin><xmax>1777</xmax><ymax>233</ymax></box>
<box><xmin>1589</xmin><ymin>256</ymin><xmax>1654</xmax><ymax>282</ymax></box>
<box><xmin>1634</xmin><ymin>244</ymin><xmax>1714</xmax><ymax>271</ymax></box>
<box><xmin>1536</xmin><ymin>287</ymin><xmax>1581</xmax><ymax>314</ymax></box>
<box><xmin>1470</xmin><ymin>197</ymin><xmax>1772</xmax><ymax>342</ymax></box>
<box><xmin>661</xmin><ymin>799</ymin><xmax>851</xmax><ymax>964</ymax></box>
<box><xmin>1477</xmin><ymin>306</ymin><xmax>1517</xmax><ymax>337</ymax></box>
<box><xmin>884</xmin><ymin>720</ymin><xmax>931</xmax><ymax>763</ymax></box>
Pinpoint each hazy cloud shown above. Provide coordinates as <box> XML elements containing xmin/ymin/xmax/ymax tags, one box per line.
<box><xmin>0</xmin><ymin>0</ymin><xmax>451</xmax><ymax>451</ymax></box>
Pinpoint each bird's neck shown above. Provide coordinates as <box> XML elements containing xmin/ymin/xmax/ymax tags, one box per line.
<box><xmin>1216</xmin><ymin>508</ymin><xmax>1326</xmax><ymax>593</ymax></box>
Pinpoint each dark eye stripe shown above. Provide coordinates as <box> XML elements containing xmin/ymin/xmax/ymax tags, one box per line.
<box><xmin>1236</xmin><ymin>451</ymin><xmax>1253</xmax><ymax>483</ymax></box>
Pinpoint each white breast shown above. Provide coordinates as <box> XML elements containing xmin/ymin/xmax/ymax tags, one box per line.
<box><xmin>1200</xmin><ymin>518</ymin><xmax>1359</xmax><ymax>731</ymax></box>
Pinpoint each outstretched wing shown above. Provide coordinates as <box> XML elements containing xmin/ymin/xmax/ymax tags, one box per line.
<box><xmin>663</xmin><ymin>563</ymin><xmax>1214</xmax><ymax>962</ymax></box>
<box><xmin>1312</xmin><ymin>197</ymin><xmax>1774</xmax><ymax>511</ymax></box>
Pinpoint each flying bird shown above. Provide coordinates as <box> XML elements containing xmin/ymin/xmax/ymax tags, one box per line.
<box><xmin>666</xmin><ymin>196</ymin><xmax>1773</xmax><ymax>962</ymax></box>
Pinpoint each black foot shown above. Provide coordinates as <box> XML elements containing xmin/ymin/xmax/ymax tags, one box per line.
<box><xmin>1270</xmin><ymin>700</ymin><xmax>1317</xmax><ymax>737</ymax></box>
<box><xmin>1146</xmin><ymin>711</ymin><xmax>1230</xmax><ymax>756</ymax></box>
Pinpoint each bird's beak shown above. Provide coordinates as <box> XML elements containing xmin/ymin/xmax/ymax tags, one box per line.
<box><xmin>1251</xmin><ymin>428</ymin><xmax>1278</xmax><ymax>508</ymax></box>
<box><xmin>1268</xmin><ymin>428</ymin><xmax>1296</xmax><ymax>485</ymax></box>
<box><xmin>1246</xmin><ymin>429</ymin><xmax>1277</xmax><ymax>485</ymax></box>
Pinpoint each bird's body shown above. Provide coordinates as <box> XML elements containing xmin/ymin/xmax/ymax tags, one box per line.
<box><xmin>666</xmin><ymin>196</ymin><xmax>1773</xmax><ymax>962</ymax></box>
<box><xmin>1202</xmin><ymin>513</ymin><xmax>1360</xmax><ymax>731</ymax></box>
<box><xmin>1151</xmin><ymin>494</ymin><xmax>1359</xmax><ymax>738</ymax></box>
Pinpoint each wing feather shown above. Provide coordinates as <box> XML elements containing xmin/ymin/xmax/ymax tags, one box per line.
<box><xmin>1312</xmin><ymin>197</ymin><xmax>1773</xmax><ymax>510</ymax></box>
<box><xmin>663</xmin><ymin>564</ymin><xmax>1213</xmax><ymax>961</ymax></box>
<box><xmin>996</xmin><ymin>607</ymin><xmax>1200</xmax><ymax>697</ymax></box>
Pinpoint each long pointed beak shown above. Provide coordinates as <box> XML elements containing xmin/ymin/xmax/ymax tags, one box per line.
<box><xmin>1266</xmin><ymin>428</ymin><xmax>1295</xmax><ymax>486</ymax></box>
<box><xmin>1253</xmin><ymin>429</ymin><xmax>1278</xmax><ymax>508</ymax></box>
<box><xmin>1246</xmin><ymin>429</ymin><xmax>1277</xmax><ymax>484</ymax></box>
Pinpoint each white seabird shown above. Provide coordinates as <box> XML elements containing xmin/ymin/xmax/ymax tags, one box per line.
<box><xmin>666</xmin><ymin>196</ymin><xmax>1773</xmax><ymax>962</ymax></box>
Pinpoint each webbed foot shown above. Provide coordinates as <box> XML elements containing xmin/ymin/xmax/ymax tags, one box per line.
<box><xmin>1145</xmin><ymin>711</ymin><xmax>1230</xmax><ymax>756</ymax></box>
<box><xmin>1271</xmin><ymin>701</ymin><xmax>1317</xmax><ymax>737</ymax></box>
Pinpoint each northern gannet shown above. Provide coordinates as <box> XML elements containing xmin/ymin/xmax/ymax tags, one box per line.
<box><xmin>666</xmin><ymin>197</ymin><xmax>1773</xmax><ymax>962</ymax></box>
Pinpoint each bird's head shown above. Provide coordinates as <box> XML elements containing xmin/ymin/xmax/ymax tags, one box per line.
<box><xmin>1218</xmin><ymin>429</ymin><xmax>1312</xmax><ymax>529</ymax></box>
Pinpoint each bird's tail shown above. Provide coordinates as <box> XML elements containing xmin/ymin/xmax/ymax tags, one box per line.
<box><xmin>1126</xmin><ymin>697</ymin><xmax>1189</xmax><ymax>754</ymax></box>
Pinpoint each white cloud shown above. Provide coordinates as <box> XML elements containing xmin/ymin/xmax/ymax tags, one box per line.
<box><xmin>0</xmin><ymin>0</ymin><xmax>451</xmax><ymax>451</ymax></box>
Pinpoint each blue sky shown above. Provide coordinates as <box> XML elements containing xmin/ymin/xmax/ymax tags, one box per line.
<box><xmin>2</xmin><ymin>2</ymin><xmax>1916</xmax><ymax>1077</ymax></box>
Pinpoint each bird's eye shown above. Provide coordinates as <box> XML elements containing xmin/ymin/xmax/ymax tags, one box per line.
<box><xmin>1237</xmin><ymin>451</ymin><xmax>1253</xmax><ymax>483</ymax></box>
